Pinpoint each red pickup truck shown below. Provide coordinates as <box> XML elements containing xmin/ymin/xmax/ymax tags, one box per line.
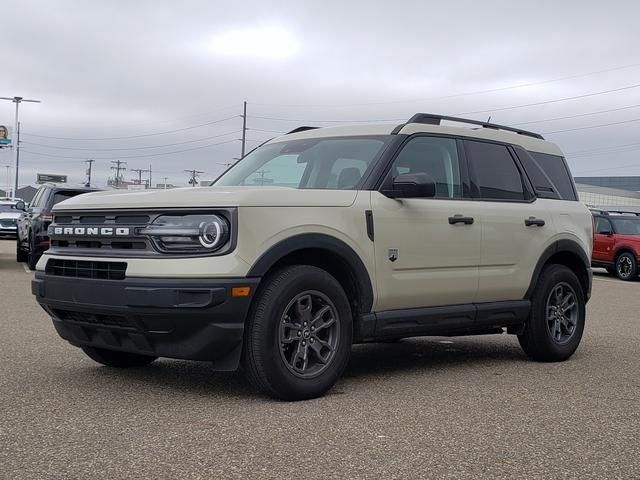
<box><xmin>591</xmin><ymin>210</ymin><xmax>640</xmax><ymax>281</ymax></box>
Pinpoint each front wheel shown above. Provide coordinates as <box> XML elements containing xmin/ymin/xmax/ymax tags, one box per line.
<box><xmin>615</xmin><ymin>252</ymin><xmax>637</xmax><ymax>281</ymax></box>
<box><xmin>27</xmin><ymin>235</ymin><xmax>39</xmax><ymax>271</ymax></box>
<box><xmin>242</xmin><ymin>265</ymin><xmax>353</xmax><ymax>401</ymax></box>
<box><xmin>81</xmin><ymin>346</ymin><xmax>158</xmax><ymax>367</ymax></box>
<box><xmin>518</xmin><ymin>264</ymin><xmax>586</xmax><ymax>362</ymax></box>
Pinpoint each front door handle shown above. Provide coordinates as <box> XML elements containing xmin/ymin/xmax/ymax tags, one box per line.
<box><xmin>448</xmin><ymin>214</ymin><xmax>474</xmax><ymax>225</ymax></box>
<box><xmin>525</xmin><ymin>217</ymin><xmax>545</xmax><ymax>227</ymax></box>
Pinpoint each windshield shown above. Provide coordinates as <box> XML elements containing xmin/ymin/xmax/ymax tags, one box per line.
<box><xmin>0</xmin><ymin>204</ymin><xmax>17</xmax><ymax>212</ymax></box>
<box><xmin>215</xmin><ymin>136</ymin><xmax>389</xmax><ymax>189</ymax></box>
<box><xmin>611</xmin><ymin>216</ymin><xmax>640</xmax><ymax>235</ymax></box>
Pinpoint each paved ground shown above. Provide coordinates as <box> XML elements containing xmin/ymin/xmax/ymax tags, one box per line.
<box><xmin>0</xmin><ymin>238</ymin><xmax>638</xmax><ymax>479</ymax></box>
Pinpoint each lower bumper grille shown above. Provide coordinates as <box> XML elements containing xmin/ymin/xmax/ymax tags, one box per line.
<box><xmin>45</xmin><ymin>259</ymin><xmax>127</xmax><ymax>280</ymax></box>
<box><xmin>51</xmin><ymin>308</ymin><xmax>136</xmax><ymax>330</ymax></box>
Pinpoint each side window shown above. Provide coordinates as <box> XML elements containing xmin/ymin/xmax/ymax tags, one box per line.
<box><xmin>528</xmin><ymin>152</ymin><xmax>577</xmax><ymax>201</ymax></box>
<box><xmin>595</xmin><ymin>217</ymin><xmax>613</xmax><ymax>234</ymax></box>
<box><xmin>30</xmin><ymin>188</ymin><xmax>46</xmax><ymax>208</ymax></box>
<box><xmin>243</xmin><ymin>154</ymin><xmax>306</xmax><ymax>187</ymax></box>
<box><xmin>466</xmin><ymin>141</ymin><xmax>525</xmax><ymax>200</ymax></box>
<box><xmin>389</xmin><ymin>137</ymin><xmax>462</xmax><ymax>198</ymax></box>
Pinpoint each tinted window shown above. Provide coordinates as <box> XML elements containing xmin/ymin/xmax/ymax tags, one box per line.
<box><xmin>610</xmin><ymin>216</ymin><xmax>640</xmax><ymax>235</ymax></box>
<box><xmin>466</xmin><ymin>141</ymin><xmax>524</xmax><ymax>200</ymax></box>
<box><xmin>528</xmin><ymin>152</ymin><xmax>577</xmax><ymax>201</ymax></box>
<box><xmin>51</xmin><ymin>191</ymin><xmax>87</xmax><ymax>207</ymax></box>
<box><xmin>389</xmin><ymin>137</ymin><xmax>462</xmax><ymax>198</ymax></box>
<box><xmin>594</xmin><ymin>217</ymin><xmax>613</xmax><ymax>234</ymax></box>
<box><xmin>517</xmin><ymin>151</ymin><xmax>559</xmax><ymax>199</ymax></box>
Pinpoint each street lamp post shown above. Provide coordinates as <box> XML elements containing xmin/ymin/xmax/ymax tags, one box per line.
<box><xmin>0</xmin><ymin>96</ymin><xmax>41</xmax><ymax>198</ymax></box>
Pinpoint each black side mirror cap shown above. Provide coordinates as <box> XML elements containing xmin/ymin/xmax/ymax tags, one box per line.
<box><xmin>383</xmin><ymin>172</ymin><xmax>436</xmax><ymax>199</ymax></box>
<box><xmin>15</xmin><ymin>201</ymin><xmax>26</xmax><ymax>211</ymax></box>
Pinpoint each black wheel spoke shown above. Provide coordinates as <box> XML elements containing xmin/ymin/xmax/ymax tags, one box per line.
<box><xmin>545</xmin><ymin>282</ymin><xmax>578</xmax><ymax>345</ymax></box>
<box><xmin>278</xmin><ymin>290</ymin><xmax>340</xmax><ymax>378</ymax></box>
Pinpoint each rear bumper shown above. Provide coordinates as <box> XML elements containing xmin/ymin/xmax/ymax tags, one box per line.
<box><xmin>32</xmin><ymin>272</ymin><xmax>260</xmax><ymax>370</ymax></box>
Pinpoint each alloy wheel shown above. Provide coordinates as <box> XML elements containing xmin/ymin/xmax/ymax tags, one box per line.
<box><xmin>545</xmin><ymin>282</ymin><xmax>579</xmax><ymax>345</ymax></box>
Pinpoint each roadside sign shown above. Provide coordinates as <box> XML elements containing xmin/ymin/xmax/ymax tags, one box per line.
<box><xmin>0</xmin><ymin>125</ymin><xmax>10</xmax><ymax>145</ymax></box>
<box><xmin>37</xmin><ymin>173</ymin><xmax>68</xmax><ymax>184</ymax></box>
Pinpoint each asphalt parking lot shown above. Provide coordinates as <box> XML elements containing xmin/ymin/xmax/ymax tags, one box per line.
<box><xmin>0</xmin><ymin>238</ymin><xmax>638</xmax><ymax>479</ymax></box>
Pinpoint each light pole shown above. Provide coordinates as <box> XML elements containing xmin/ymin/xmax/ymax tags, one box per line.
<box><xmin>0</xmin><ymin>96</ymin><xmax>41</xmax><ymax>198</ymax></box>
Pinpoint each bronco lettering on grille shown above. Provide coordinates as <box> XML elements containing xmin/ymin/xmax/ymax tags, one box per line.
<box><xmin>51</xmin><ymin>226</ymin><xmax>131</xmax><ymax>236</ymax></box>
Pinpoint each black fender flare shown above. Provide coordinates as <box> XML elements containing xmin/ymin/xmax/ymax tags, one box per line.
<box><xmin>525</xmin><ymin>239</ymin><xmax>592</xmax><ymax>300</ymax></box>
<box><xmin>247</xmin><ymin>233</ymin><xmax>374</xmax><ymax>313</ymax></box>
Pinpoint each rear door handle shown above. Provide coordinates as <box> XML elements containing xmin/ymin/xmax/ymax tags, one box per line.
<box><xmin>448</xmin><ymin>214</ymin><xmax>474</xmax><ymax>225</ymax></box>
<box><xmin>525</xmin><ymin>217</ymin><xmax>545</xmax><ymax>227</ymax></box>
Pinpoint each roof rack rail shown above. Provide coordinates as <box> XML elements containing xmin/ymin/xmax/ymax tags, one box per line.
<box><xmin>403</xmin><ymin>113</ymin><xmax>544</xmax><ymax>140</ymax></box>
<box><xmin>286</xmin><ymin>126</ymin><xmax>320</xmax><ymax>135</ymax></box>
<box><xmin>589</xmin><ymin>208</ymin><xmax>640</xmax><ymax>216</ymax></box>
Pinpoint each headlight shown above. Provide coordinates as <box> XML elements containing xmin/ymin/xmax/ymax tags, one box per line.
<box><xmin>140</xmin><ymin>214</ymin><xmax>230</xmax><ymax>253</ymax></box>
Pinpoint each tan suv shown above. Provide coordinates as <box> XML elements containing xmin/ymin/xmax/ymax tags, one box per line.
<box><xmin>32</xmin><ymin>113</ymin><xmax>593</xmax><ymax>400</ymax></box>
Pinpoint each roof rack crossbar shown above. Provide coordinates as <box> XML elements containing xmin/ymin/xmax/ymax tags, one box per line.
<box><xmin>405</xmin><ymin>113</ymin><xmax>544</xmax><ymax>140</ymax></box>
<box><xmin>589</xmin><ymin>208</ymin><xmax>640</xmax><ymax>216</ymax></box>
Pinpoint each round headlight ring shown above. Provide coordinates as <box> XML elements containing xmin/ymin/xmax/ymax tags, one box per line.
<box><xmin>198</xmin><ymin>219</ymin><xmax>223</xmax><ymax>248</ymax></box>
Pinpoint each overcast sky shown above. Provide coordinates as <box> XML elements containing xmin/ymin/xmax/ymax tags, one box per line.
<box><xmin>1</xmin><ymin>0</ymin><xmax>639</xmax><ymax>189</ymax></box>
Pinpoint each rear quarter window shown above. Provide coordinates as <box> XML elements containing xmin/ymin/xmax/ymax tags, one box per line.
<box><xmin>526</xmin><ymin>151</ymin><xmax>577</xmax><ymax>201</ymax></box>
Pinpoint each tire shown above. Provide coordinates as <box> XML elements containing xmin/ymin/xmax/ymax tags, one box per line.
<box><xmin>518</xmin><ymin>264</ymin><xmax>586</xmax><ymax>362</ymax></box>
<box><xmin>615</xmin><ymin>252</ymin><xmax>637</xmax><ymax>281</ymax></box>
<box><xmin>81</xmin><ymin>346</ymin><xmax>158</xmax><ymax>368</ymax></box>
<box><xmin>242</xmin><ymin>265</ymin><xmax>353</xmax><ymax>401</ymax></box>
<box><xmin>16</xmin><ymin>238</ymin><xmax>27</xmax><ymax>263</ymax></box>
<box><xmin>27</xmin><ymin>234</ymin><xmax>39</xmax><ymax>271</ymax></box>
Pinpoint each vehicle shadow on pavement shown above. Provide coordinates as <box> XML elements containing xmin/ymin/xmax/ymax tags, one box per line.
<box><xmin>59</xmin><ymin>336</ymin><xmax>527</xmax><ymax>400</ymax></box>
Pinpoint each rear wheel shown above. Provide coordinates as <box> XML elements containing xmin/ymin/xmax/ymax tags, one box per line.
<box><xmin>16</xmin><ymin>238</ymin><xmax>27</xmax><ymax>262</ymax></box>
<box><xmin>27</xmin><ymin>234</ymin><xmax>39</xmax><ymax>271</ymax></box>
<box><xmin>615</xmin><ymin>252</ymin><xmax>637</xmax><ymax>281</ymax></box>
<box><xmin>81</xmin><ymin>346</ymin><xmax>158</xmax><ymax>368</ymax></box>
<box><xmin>518</xmin><ymin>264</ymin><xmax>585</xmax><ymax>362</ymax></box>
<box><xmin>242</xmin><ymin>265</ymin><xmax>352</xmax><ymax>401</ymax></box>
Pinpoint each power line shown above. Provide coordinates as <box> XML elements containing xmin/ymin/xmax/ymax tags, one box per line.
<box><xmin>454</xmin><ymin>82</ymin><xmax>640</xmax><ymax>116</ymax></box>
<box><xmin>22</xmin><ymin>115</ymin><xmax>240</xmax><ymax>141</ymax></box>
<box><xmin>20</xmin><ymin>130</ymin><xmax>241</xmax><ymax>151</ymax></box>
<box><xmin>248</xmin><ymin>61</ymin><xmax>640</xmax><ymax>107</ymax></box>
<box><xmin>247</xmin><ymin>127</ymin><xmax>287</xmax><ymax>134</ymax></box>
<box><xmin>566</xmin><ymin>141</ymin><xmax>640</xmax><ymax>156</ymax></box>
<box><xmin>21</xmin><ymin>138</ymin><xmax>238</xmax><ymax>160</ymax></box>
<box><xmin>543</xmin><ymin>117</ymin><xmax>640</xmax><ymax>134</ymax></box>
<box><xmin>511</xmin><ymin>104</ymin><xmax>640</xmax><ymax>126</ymax></box>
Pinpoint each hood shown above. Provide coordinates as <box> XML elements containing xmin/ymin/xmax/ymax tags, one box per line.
<box><xmin>53</xmin><ymin>186</ymin><xmax>359</xmax><ymax>211</ymax></box>
<box><xmin>0</xmin><ymin>211</ymin><xmax>21</xmax><ymax>220</ymax></box>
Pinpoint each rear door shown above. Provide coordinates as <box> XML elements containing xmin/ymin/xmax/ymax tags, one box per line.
<box><xmin>465</xmin><ymin>140</ymin><xmax>557</xmax><ymax>302</ymax></box>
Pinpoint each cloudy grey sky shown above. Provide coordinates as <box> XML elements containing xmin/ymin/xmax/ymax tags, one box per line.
<box><xmin>1</xmin><ymin>0</ymin><xmax>639</xmax><ymax>189</ymax></box>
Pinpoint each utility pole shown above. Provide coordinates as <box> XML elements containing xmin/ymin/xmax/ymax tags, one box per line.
<box><xmin>0</xmin><ymin>96</ymin><xmax>41</xmax><ymax>198</ymax></box>
<box><xmin>148</xmin><ymin>164</ymin><xmax>152</xmax><ymax>189</ymax></box>
<box><xmin>163</xmin><ymin>176</ymin><xmax>169</xmax><ymax>190</ymax></box>
<box><xmin>84</xmin><ymin>159</ymin><xmax>94</xmax><ymax>187</ymax></box>
<box><xmin>130</xmin><ymin>167</ymin><xmax>150</xmax><ymax>186</ymax></box>
<box><xmin>110</xmin><ymin>160</ymin><xmax>127</xmax><ymax>188</ymax></box>
<box><xmin>184</xmin><ymin>169</ymin><xmax>204</xmax><ymax>187</ymax></box>
<box><xmin>241</xmin><ymin>101</ymin><xmax>247</xmax><ymax>159</ymax></box>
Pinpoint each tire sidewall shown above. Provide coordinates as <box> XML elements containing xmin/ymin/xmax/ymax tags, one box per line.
<box><xmin>523</xmin><ymin>265</ymin><xmax>586</xmax><ymax>360</ymax></box>
<box><xmin>251</xmin><ymin>267</ymin><xmax>352</xmax><ymax>400</ymax></box>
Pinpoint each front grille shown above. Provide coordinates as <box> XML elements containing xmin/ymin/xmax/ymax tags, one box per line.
<box><xmin>0</xmin><ymin>219</ymin><xmax>16</xmax><ymax>227</ymax></box>
<box><xmin>51</xmin><ymin>308</ymin><xmax>136</xmax><ymax>330</ymax></box>
<box><xmin>46</xmin><ymin>259</ymin><xmax>127</xmax><ymax>280</ymax></box>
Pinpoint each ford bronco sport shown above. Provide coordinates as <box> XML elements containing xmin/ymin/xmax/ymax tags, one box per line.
<box><xmin>591</xmin><ymin>209</ymin><xmax>640</xmax><ymax>280</ymax></box>
<box><xmin>32</xmin><ymin>113</ymin><xmax>593</xmax><ymax>400</ymax></box>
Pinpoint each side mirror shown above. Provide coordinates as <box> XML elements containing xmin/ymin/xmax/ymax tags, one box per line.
<box><xmin>15</xmin><ymin>201</ymin><xmax>26</xmax><ymax>211</ymax></box>
<box><xmin>384</xmin><ymin>173</ymin><xmax>436</xmax><ymax>199</ymax></box>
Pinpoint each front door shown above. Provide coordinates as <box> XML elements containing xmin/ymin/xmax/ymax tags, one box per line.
<box><xmin>371</xmin><ymin>135</ymin><xmax>480</xmax><ymax>312</ymax></box>
<box><xmin>593</xmin><ymin>216</ymin><xmax>615</xmax><ymax>264</ymax></box>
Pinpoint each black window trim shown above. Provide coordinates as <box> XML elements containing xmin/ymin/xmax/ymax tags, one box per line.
<box><xmin>462</xmin><ymin>138</ymin><xmax>536</xmax><ymax>204</ymax></box>
<box><xmin>594</xmin><ymin>215</ymin><xmax>615</xmax><ymax>234</ymax></box>
<box><xmin>372</xmin><ymin>132</ymin><xmax>472</xmax><ymax>200</ymax></box>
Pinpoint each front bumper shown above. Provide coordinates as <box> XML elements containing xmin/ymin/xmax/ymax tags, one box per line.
<box><xmin>32</xmin><ymin>272</ymin><xmax>260</xmax><ymax>370</ymax></box>
<box><xmin>0</xmin><ymin>226</ymin><xmax>17</xmax><ymax>236</ymax></box>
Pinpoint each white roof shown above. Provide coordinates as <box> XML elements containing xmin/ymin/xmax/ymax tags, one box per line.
<box><xmin>267</xmin><ymin>121</ymin><xmax>563</xmax><ymax>156</ymax></box>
